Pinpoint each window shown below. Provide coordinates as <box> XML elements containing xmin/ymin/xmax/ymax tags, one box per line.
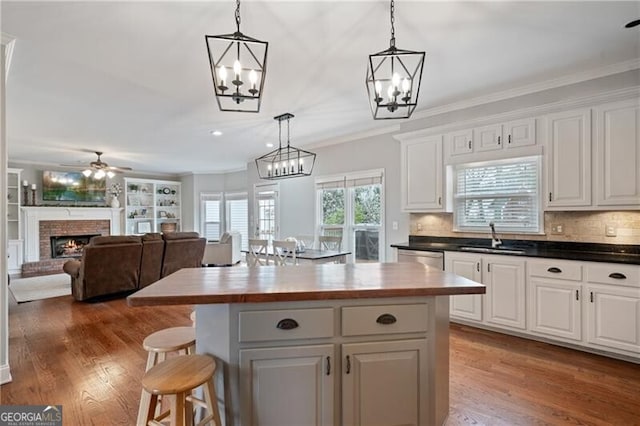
<box><xmin>225</xmin><ymin>193</ymin><xmax>248</xmax><ymax>251</ymax></box>
<box><xmin>453</xmin><ymin>156</ymin><xmax>541</xmax><ymax>233</ymax></box>
<box><xmin>316</xmin><ymin>170</ymin><xmax>385</xmax><ymax>262</ymax></box>
<box><xmin>201</xmin><ymin>193</ymin><xmax>222</xmax><ymax>241</ymax></box>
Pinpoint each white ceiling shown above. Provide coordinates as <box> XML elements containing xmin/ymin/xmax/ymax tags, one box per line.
<box><xmin>2</xmin><ymin>1</ymin><xmax>639</xmax><ymax>175</ymax></box>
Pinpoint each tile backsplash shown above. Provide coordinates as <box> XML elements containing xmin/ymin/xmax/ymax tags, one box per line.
<box><xmin>410</xmin><ymin>211</ymin><xmax>640</xmax><ymax>244</ymax></box>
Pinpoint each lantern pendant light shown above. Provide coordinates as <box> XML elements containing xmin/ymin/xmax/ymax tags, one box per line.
<box><xmin>255</xmin><ymin>113</ymin><xmax>317</xmax><ymax>180</ymax></box>
<box><xmin>366</xmin><ymin>0</ymin><xmax>425</xmax><ymax>119</ymax></box>
<box><xmin>205</xmin><ymin>0</ymin><xmax>268</xmax><ymax>113</ymax></box>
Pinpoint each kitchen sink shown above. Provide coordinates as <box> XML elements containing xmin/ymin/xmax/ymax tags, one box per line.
<box><xmin>460</xmin><ymin>246</ymin><xmax>526</xmax><ymax>255</ymax></box>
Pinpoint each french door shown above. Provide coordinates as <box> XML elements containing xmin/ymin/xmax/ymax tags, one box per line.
<box><xmin>254</xmin><ymin>183</ymin><xmax>279</xmax><ymax>243</ymax></box>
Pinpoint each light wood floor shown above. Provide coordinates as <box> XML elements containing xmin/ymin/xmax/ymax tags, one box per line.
<box><xmin>3</xmin><ymin>292</ymin><xmax>640</xmax><ymax>425</ymax></box>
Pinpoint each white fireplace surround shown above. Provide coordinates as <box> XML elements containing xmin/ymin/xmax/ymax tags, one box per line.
<box><xmin>21</xmin><ymin>207</ymin><xmax>123</xmax><ymax>262</ymax></box>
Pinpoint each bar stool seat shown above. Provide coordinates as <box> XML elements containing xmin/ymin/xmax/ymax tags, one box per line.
<box><xmin>138</xmin><ymin>327</ymin><xmax>196</xmax><ymax>425</ymax></box>
<box><xmin>140</xmin><ymin>354</ymin><xmax>221</xmax><ymax>426</ymax></box>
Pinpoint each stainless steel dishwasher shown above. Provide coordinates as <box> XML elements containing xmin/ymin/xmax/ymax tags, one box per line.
<box><xmin>397</xmin><ymin>249</ymin><xmax>444</xmax><ymax>270</ymax></box>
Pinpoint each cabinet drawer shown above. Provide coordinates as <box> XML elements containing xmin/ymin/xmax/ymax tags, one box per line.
<box><xmin>239</xmin><ymin>308</ymin><xmax>334</xmax><ymax>342</ymax></box>
<box><xmin>342</xmin><ymin>304</ymin><xmax>428</xmax><ymax>337</ymax></box>
<box><xmin>586</xmin><ymin>263</ymin><xmax>640</xmax><ymax>288</ymax></box>
<box><xmin>529</xmin><ymin>260</ymin><xmax>582</xmax><ymax>281</ymax></box>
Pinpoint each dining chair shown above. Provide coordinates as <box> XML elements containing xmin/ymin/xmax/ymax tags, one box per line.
<box><xmin>247</xmin><ymin>239</ymin><xmax>269</xmax><ymax>266</ymax></box>
<box><xmin>319</xmin><ymin>235</ymin><xmax>342</xmax><ymax>251</ymax></box>
<box><xmin>272</xmin><ymin>240</ymin><xmax>297</xmax><ymax>266</ymax></box>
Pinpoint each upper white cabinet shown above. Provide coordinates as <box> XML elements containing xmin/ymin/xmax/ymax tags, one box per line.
<box><xmin>400</xmin><ymin>135</ymin><xmax>444</xmax><ymax>212</ymax></box>
<box><xmin>545</xmin><ymin>108</ymin><xmax>592</xmax><ymax>208</ymax></box>
<box><xmin>446</xmin><ymin>118</ymin><xmax>536</xmax><ymax>159</ymax></box>
<box><xmin>594</xmin><ymin>98</ymin><xmax>640</xmax><ymax>207</ymax></box>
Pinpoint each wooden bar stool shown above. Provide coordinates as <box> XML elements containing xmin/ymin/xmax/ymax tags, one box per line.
<box><xmin>140</xmin><ymin>354</ymin><xmax>222</xmax><ymax>426</ymax></box>
<box><xmin>137</xmin><ymin>327</ymin><xmax>196</xmax><ymax>425</ymax></box>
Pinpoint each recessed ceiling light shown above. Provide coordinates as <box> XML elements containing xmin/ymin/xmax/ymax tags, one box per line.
<box><xmin>266</xmin><ymin>143</ymin><xmax>274</xmax><ymax>148</ymax></box>
<box><xmin>210</xmin><ymin>130</ymin><xmax>223</xmax><ymax>136</ymax></box>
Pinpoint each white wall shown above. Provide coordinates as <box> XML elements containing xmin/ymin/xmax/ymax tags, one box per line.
<box><xmin>1</xmin><ymin>43</ymin><xmax>12</xmax><ymax>385</ymax></box>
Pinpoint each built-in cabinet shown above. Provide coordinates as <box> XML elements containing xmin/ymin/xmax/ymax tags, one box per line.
<box><xmin>445</xmin><ymin>250</ymin><xmax>640</xmax><ymax>361</ymax></box>
<box><xmin>445</xmin><ymin>252</ymin><xmax>526</xmax><ymax>331</ymax></box>
<box><xmin>447</xmin><ymin>118</ymin><xmax>536</xmax><ymax>157</ymax></box>
<box><xmin>400</xmin><ymin>135</ymin><xmax>444</xmax><ymax>211</ymax></box>
<box><xmin>124</xmin><ymin>178</ymin><xmax>181</xmax><ymax>235</ymax></box>
<box><xmin>6</xmin><ymin>168</ymin><xmax>23</xmax><ymax>275</ymax></box>
<box><xmin>231</xmin><ymin>299</ymin><xmax>439</xmax><ymax>425</ymax></box>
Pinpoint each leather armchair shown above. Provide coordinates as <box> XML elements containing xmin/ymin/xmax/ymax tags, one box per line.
<box><xmin>63</xmin><ymin>235</ymin><xmax>143</xmax><ymax>301</ymax></box>
<box><xmin>202</xmin><ymin>232</ymin><xmax>242</xmax><ymax>266</ymax></box>
<box><xmin>161</xmin><ymin>232</ymin><xmax>206</xmax><ymax>277</ymax></box>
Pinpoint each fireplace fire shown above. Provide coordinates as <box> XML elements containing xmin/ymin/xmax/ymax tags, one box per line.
<box><xmin>50</xmin><ymin>234</ymin><xmax>100</xmax><ymax>259</ymax></box>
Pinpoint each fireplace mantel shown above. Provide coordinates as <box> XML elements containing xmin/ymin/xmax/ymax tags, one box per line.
<box><xmin>21</xmin><ymin>207</ymin><xmax>123</xmax><ymax>262</ymax></box>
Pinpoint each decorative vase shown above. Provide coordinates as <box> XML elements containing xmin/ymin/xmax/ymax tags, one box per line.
<box><xmin>111</xmin><ymin>196</ymin><xmax>120</xmax><ymax>208</ymax></box>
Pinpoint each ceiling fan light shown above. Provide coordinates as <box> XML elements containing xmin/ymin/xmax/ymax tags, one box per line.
<box><xmin>82</xmin><ymin>169</ymin><xmax>92</xmax><ymax>177</ymax></box>
<box><xmin>94</xmin><ymin>170</ymin><xmax>106</xmax><ymax>179</ymax></box>
<box><xmin>106</xmin><ymin>171</ymin><xmax>115</xmax><ymax>179</ymax></box>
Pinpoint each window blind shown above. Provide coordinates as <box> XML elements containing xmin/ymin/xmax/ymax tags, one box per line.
<box><xmin>201</xmin><ymin>193</ymin><xmax>222</xmax><ymax>241</ymax></box>
<box><xmin>454</xmin><ymin>157</ymin><xmax>541</xmax><ymax>233</ymax></box>
<box><xmin>226</xmin><ymin>195</ymin><xmax>248</xmax><ymax>250</ymax></box>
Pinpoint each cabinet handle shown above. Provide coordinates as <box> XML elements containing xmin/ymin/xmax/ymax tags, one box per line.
<box><xmin>488</xmin><ymin>263</ymin><xmax>491</xmax><ymax>273</ymax></box>
<box><xmin>276</xmin><ymin>318</ymin><xmax>299</xmax><ymax>330</ymax></box>
<box><xmin>468</xmin><ymin>140</ymin><xmax>472</xmax><ymax>149</ymax></box>
<box><xmin>590</xmin><ymin>292</ymin><xmax>594</xmax><ymax>303</ymax></box>
<box><xmin>438</xmin><ymin>196</ymin><xmax>442</xmax><ymax>206</ymax></box>
<box><xmin>508</xmin><ymin>134</ymin><xmax>512</xmax><ymax>144</ymax></box>
<box><xmin>575</xmin><ymin>289</ymin><xmax>579</xmax><ymax>301</ymax></box>
<box><xmin>497</xmin><ymin>136</ymin><xmax>501</xmax><ymax>145</ymax></box>
<box><xmin>326</xmin><ymin>356</ymin><xmax>331</xmax><ymax>376</ymax></box>
<box><xmin>477</xmin><ymin>262</ymin><xmax>480</xmax><ymax>272</ymax></box>
<box><xmin>376</xmin><ymin>313</ymin><xmax>397</xmax><ymax>325</ymax></box>
<box><xmin>346</xmin><ymin>355</ymin><xmax>351</xmax><ymax>374</ymax></box>
<box><xmin>608</xmin><ymin>272</ymin><xmax>627</xmax><ymax>280</ymax></box>
<box><xmin>549</xmin><ymin>192</ymin><xmax>553</xmax><ymax>202</ymax></box>
<box><xmin>547</xmin><ymin>267</ymin><xmax>562</xmax><ymax>273</ymax></box>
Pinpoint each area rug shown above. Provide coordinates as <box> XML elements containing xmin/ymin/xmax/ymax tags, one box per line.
<box><xmin>8</xmin><ymin>273</ymin><xmax>71</xmax><ymax>303</ymax></box>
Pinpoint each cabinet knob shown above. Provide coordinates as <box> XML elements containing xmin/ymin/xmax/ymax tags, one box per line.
<box><xmin>276</xmin><ymin>318</ymin><xmax>299</xmax><ymax>330</ymax></box>
<box><xmin>376</xmin><ymin>313</ymin><xmax>397</xmax><ymax>325</ymax></box>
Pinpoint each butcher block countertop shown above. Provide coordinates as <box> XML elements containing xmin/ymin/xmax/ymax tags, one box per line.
<box><xmin>127</xmin><ymin>262</ymin><xmax>485</xmax><ymax>306</ymax></box>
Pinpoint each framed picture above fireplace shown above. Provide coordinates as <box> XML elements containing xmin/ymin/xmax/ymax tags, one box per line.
<box><xmin>42</xmin><ymin>171</ymin><xmax>107</xmax><ymax>202</ymax></box>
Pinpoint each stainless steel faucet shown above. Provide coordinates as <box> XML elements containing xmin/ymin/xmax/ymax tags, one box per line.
<box><xmin>489</xmin><ymin>222</ymin><xmax>502</xmax><ymax>248</ymax></box>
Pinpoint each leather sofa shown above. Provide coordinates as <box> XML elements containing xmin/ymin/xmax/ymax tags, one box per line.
<box><xmin>63</xmin><ymin>232</ymin><xmax>206</xmax><ymax>301</ymax></box>
<box><xmin>202</xmin><ymin>232</ymin><xmax>242</xmax><ymax>266</ymax></box>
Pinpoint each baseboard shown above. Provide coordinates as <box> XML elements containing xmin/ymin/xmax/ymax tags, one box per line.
<box><xmin>0</xmin><ymin>363</ymin><xmax>12</xmax><ymax>385</ymax></box>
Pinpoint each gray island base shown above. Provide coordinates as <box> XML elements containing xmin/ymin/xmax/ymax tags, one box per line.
<box><xmin>128</xmin><ymin>262</ymin><xmax>485</xmax><ymax>425</ymax></box>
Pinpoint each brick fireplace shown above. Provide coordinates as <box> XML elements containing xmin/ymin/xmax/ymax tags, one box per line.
<box><xmin>21</xmin><ymin>207</ymin><xmax>122</xmax><ymax>277</ymax></box>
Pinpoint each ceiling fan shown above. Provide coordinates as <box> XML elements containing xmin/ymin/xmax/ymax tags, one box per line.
<box><xmin>62</xmin><ymin>151</ymin><xmax>132</xmax><ymax>179</ymax></box>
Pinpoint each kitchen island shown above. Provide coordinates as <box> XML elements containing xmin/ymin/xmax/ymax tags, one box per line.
<box><xmin>128</xmin><ymin>262</ymin><xmax>485</xmax><ymax>426</ymax></box>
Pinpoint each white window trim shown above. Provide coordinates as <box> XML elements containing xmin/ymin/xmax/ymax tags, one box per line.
<box><xmin>452</xmin><ymin>156</ymin><xmax>543</xmax><ymax>234</ymax></box>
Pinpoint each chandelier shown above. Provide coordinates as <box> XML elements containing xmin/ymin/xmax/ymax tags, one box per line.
<box><xmin>205</xmin><ymin>0</ymin><xmax>268</xmax><ymax>113</ymax></box>
<box><xmin>366</xmin><ymin>0</ymin><xmax>425</xmax><ymax>120</ymax></box>
<box><xmin>255</xmin><ymin>113</ymin><xmax>316</xmax><ymax>180</ymax></box>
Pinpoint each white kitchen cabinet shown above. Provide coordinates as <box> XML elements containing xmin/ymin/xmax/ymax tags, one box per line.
<box><xmin>445</xmin><ymin>252</ymin><xmax>526</xmax><ymax>330</ymax></box>
<box><xmin>342</xmin><ymin>339</ymin><xmax>427</xmax><ymax>426</ymax></box>
<box><xmin>446</xmin><ymin>118</ymin><xmax>536</xmax><ymax>158</ymax></box>
<box><xmin>7</xmin><ymin>239</ymin><xmax>23</xmax><ymax>276</ymax></box>
<box><xmin>240</xmin><ymin>344</ymin><xmax>334</xmax><ymax>426</ymax></box>
<box><xmin>594</xmin><ymin>98</ymin><xmax>640</xmax><ymax>207</ymax></box>
<box><xmin>528</xmin><ymin>259</ymin><xmax>583</xmax><ymax>342</ymax></box>
<box><xmin>445</xmin><ymin>252</ymin><xmax>483</xmax><ymax>321</ymax></box>
<box><xmin>545</xmin><ymin>108</ymin><xmax>592</xmax><ymax>208</ymax></box>
<box><xmin>585</xmin><ymin>263</ymin><xmax>640</xmax><ymax>355</ymax></box>
<box><xmin>400</xmin><ymin>135</ymin><xmax>444</xmax><ymax>211</ymax></box>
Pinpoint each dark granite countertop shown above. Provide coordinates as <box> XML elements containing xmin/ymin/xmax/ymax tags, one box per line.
<box><xmin>391</xmin><ymin>236</ymin><xmax>640</xmax><ymax>265</ymax></box>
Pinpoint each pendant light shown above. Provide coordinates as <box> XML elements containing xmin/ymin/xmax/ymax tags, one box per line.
<box><xmin>255</xmin><ymin>113</ymin><xmax>316</xmax><ymax>180</ymax></box>
<box><xmin>366</xmin><ymin>0</ymin><xmax>425</xmax><ymax>119</ymax></box>
<box><xmin>205</xmin><ymin>0</ymin><xmax>268</xmax><ymax>113</ymax></box>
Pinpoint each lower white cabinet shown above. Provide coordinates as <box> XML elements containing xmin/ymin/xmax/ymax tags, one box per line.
<box><xmin>342</xmin><ymin>339</ymin><xmax>427</xmax><ymax>426</ymax></box>
<box><xmin>528</xmin><ymin>259</ymin><xmax>583</xmax><ymax>342</ymax></box>
<box><xmin>240</xmin><ymin>344</ymin><xmax>334</xmax><ymax>426</ymax></box>
<box><xmin>445</xmin><ymin>252</ymin><xmax>526</xmax><ymax>331</ymax></box>
<box><xmin>7</xmin><ymin>239</ymin><xmax>23</xmax><ymax>275</ymax></box>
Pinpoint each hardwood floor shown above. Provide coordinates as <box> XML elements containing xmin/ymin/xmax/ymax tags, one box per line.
<box><xmin>3</xmin><ymin>294</ymin><xmax>639</xmax><ymax>425</ymax></box>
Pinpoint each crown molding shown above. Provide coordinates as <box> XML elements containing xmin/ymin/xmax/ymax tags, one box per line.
<box><xmin>411</xmin><ymin>58</ymin><xmax>640</xmax><ymax>121</ymax></box>
<box><xmin>394</xmin><ymin>86</ymin><xmax>640</xmax><ymax>141</ymax></box>
<box><xmin>181</xmin><ymin>165</ymin><xmax>248</xmax><ymax>177</ymax></box>
<box><xmin>1</xmin><ymin>33</ymin><xmax>16</xmax><ymax>83</ymax></box>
